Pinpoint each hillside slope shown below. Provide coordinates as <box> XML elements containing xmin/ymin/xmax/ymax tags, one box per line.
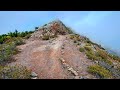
<box><xmin>3</xmin><ymin>19</ymin><xmax>120</xmax><ymax>79</ymax></box>
<box><xmin>9</xmin><ymin>35</ymin><xmax>96</xmax><ymax>79</ymax></box>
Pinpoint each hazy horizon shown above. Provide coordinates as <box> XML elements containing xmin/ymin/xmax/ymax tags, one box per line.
<box><xmin>0</xmin><ymin>11</ymin><xmax>120</xmax><ymax>55</ymax></box>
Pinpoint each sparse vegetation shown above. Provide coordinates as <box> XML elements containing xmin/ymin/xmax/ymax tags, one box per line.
<box><xmin>24</xmin><ymin>34</ymin><xmax>31</xmax><ymax>39</ymax></box>
<box><xmin>14</xmin><ymin>37</ymin><xmax>25</xmax><ymax>46</ymax></box>
<box><xmin>85</xmin><ymin>43</ymin><xmax>91</xmax><ymax>46</ymax></box>
<box><xmin>84</xmin><ymin>46</ymin><xmax>92</xmax><ymax>51</ymax></box>
<box><xmin>84</xmin><ymin>47</ymin><xmax>113</xmax><ymax>65</ymax></box>
<box><xmin>85</xmin><ymin>51</ymin><xmax>100</xmax><ymax>60</ymax></box>
<box><xmin>109</xmin><ymin>54</ymin><xmax>120</xmax><ymax>62</ymax></box>
<box><xmin>0</xmin><ymin>43</ymin><xmax>15</xmax><ymax>65</ymax></box>
<box><xmin>42</xmin><ymin>35</ymin><xmax>50</xmax><ymax>40</ymax></box>
<box><xmin>79</xmin><ymin>47</ymin><xmax>85</xmax><ymax>52</ymax></box>
<box><xmin>88</xmin><ymin>65</ymin><xmax>113</xmax><ymax>79</ymax></box>
<box><xmin>96</xmin><ymin>49</ymin><xmax>108</xmax><ymax>60</ymax></box>
<box><xmin>0</xmin><ymin>35</ymin><xmax>25</xmax><ymax>66</ymax></box>
<box><xmin>74</xmin><ymin>40</ymin><xmax>77</xmax><ymax>43</ymax></box>
<box><xmin>0</xmin><ymin>65</ymin><xmax>31</xmax><ymax>79</ymax></box>
<box><xmin>66</xmin><ymin>27</ymin><xmax>74</xmax><ymax>34</ymax></box>
<box><xmin>70</xmin><ymin>34</ymin><xmax>81</xmax><ymax>42</ymax></box>
<box><xmin>77</xmin><ymin>43</ymin><xmax>80</xmax><ymax>45</ymax></box>
<box><xmin>70</xmin><ymin>35</ymin><xmax>74</xmax><ymax>39</ymax></box>
<box><xmin>0</xmin><ymin>30</ymin><xmax>34</xmax><ymax>44</ymax></box>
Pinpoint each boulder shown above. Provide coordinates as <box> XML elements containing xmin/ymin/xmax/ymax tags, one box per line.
<box><xmin>31</xmin><ymin>72</ymin><xmax>38</xmax><ymax>77</ymax></box>
<box><xmin>74</xmin><ymin>76</ymin><xmax>79</xmax><ymax>79</ymax></box>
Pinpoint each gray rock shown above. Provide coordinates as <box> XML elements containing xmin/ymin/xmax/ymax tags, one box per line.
<box><xmin>74</xmin><ymin>72</ymin><xmax>79</xmax><ymax>76</ymax></box>
<box><xmin>74</xmin><ymin>76</ymin><xmax>79</xmax><ymax>79</ymax></box>
<box><xmin>61</xmin><ymin>46</ymin><xmax>64</xmax><ymax>49</ymax></box>
<box><xmin>68</xmin><ymin>67</ymin><xmax>73</xmax><ymax>71</ymax></box>
<box><xmin>80</xmin><ymin>76</ymin><xmax>85</xmax><ymax>79</ymax></box>
<box><xmin>31</xmin><ymin>77</ymin><xmax>38</xmax><ymax>79</ymax></box>
<box><xmin>31</xmin><ymin>72</ymin><xmax>38</xmax><ymax>77</ymax></box>
<box><xmin>95</xmin><ymin>61</ymin><xmax>99</xmax><ymax>64</ymax></box>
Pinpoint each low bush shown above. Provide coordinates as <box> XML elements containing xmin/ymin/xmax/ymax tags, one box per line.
<box><xmin>42</xmin><ymin>35</ymin><xmax>50</xmax><ymax>40</ymax></box>
<box><xmin>88</xmin><ymin>65</ymin><xmax>113</xmax><ymax>79</ymax></box>
<box><xmin>79</xmin><ymin>47</ymin><xmax>85</xmax><ymax>52</ymax></box>
<box><xmin>14</xmin><ymin>37</ymin><xmax>25</xmax><ymax>46</ymax></box>
<box><xmin>84</xmin><ymin>46</ymin><xmax>92</xmax><ymax>51</ymax></box>
<box><xmin>74</xmin><ymin>40</ymin><xmax>77</xmax><ymax>43</ymax></box>
<box><xmin>77</xmin><ymin>43</ymin><xmax>80</xmax><ymax>45</ymax></box>
<box><xmin>85</xmin><ymin>51</ymin><xmax>100</xmax><ymax>61</ymax></box>
<box><xmin>24</xmin><ymin>34</ymin><xmax>31</xmax><ymax>39</ymax></box>
<box><xmin>96</xmin><ymin>49</ymin><xmax>108</xmax><ymax>60</ymax></box>
<box><xmin>85</xmin><ymin>43</ymin><xmax>91</xmax><ymax>46</ymax></box>
<box><xmin>70</xmin><ymin>35</ymin><xmax>74</xmax><ymax>39</ymax></box>
<box><xmin>70</xmin><ymin>34</ymin><xmax>81</xmax><ymax>41</ymax></box>
<box><xmin>0</xmin><ymin>43</ymin><xmax>17</xmax><ymax>65</ymax></box>
<box><xmin>0</xmin><ymin>65</ymin><xmax>31</xmax><ymax>79</ymax></box>
<box><xmin>109</xmin><ymin>54</ymin><xmax>120</xmax><ymax>62</ymax></box>
<box><xmin>66</xmin><ymin>27</ymin><xmax>74</xmax><ymax>34</ymax></box>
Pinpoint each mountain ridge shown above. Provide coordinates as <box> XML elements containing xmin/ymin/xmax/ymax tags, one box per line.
<box><xmin>0</xmin><ymin>19</ymin><xmax>120</xmax><ymax>79</ymax></box>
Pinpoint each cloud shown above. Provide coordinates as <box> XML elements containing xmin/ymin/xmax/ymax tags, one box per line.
<box><xmin>74</xmin><ymin>11</ymin><xmax>113</xmax><ymax>27</ymax></box>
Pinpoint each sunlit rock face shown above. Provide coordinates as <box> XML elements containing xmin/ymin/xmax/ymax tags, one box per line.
<box><xmin>31</xmin><ymin>19</ymin><xmax>69</xmax><ymax>39</ymax></box>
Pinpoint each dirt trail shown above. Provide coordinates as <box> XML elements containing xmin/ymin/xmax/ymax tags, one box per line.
<box><xmin>9</xmin><ymin>35</ymin><xmax>95</xmax><ymax>79</ymax></box>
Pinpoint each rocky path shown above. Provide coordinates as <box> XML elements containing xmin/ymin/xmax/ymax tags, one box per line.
<box><xmin>8</xmin><ymin>35</ymin><xmax>95</xmax><ymax>79</ymax></box>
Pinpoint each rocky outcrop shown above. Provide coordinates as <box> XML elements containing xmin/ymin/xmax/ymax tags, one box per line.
<box><xmin>31</xmin><ymin>72</ymin><xmax>38</xmax><ymax>79</ymax></box>
<box><xmin>31</xmin><ymin>19</ymin><xmax>69</xmax><ymax>39</ymax></box>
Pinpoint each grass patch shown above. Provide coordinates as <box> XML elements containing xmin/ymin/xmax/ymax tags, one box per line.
<box><xmin>0</xmin><ymin>38</ymin><xmax>24</xmax><ymax>65</ymax></box>
<box><xmin>85</xmin><ymin>43</ymin><xmax>91</xmax><ymax>46</ymax></box>
<box><xmin>74</xmin><ymin>40</ymin><xmax>77</xmax><ymax>43</ymax></box>
<box><xmin>70</xmin><ymin>34</ymin><xmax>81</xmax><ymax>41</ymax></box>
<box><xmin>85</xmin><ymin>51</ymin><xmax>101</xmax><ymax>61</ymax></box>
<box><xmin>24</xmin><ymin>34</ymin><xmax>31</xmax><ymax>39</ymax></box>
<box><xmin>96</xmin><ymin>49</ymin><xmax>108</xmax><ymax>60</ymax></box>
<box><xmin>85</xmin><ymin>48</ymin><xmax>113</xmax><ymax>65</ymax></box>
<box><xmin>84</xmin><ymin>46</ymin><xmax>92</xmax><ymax>51</ymax></box>
<box><xmin>14</xmin><ymin>37</ymin><xmax>25</xmax><ymax>46</ymax></box>
<box><xmin>88</xmin><ymin>65</ymin><xmax>113</xmax><ymax>79</ymax></box>
<box><xmin>77</xmin><ymin>43</ymin><xmax>80</xmax><ymax>45</ymax></box>
<box><xmin>79</xmin><ymin>47</ymin><xmax>85</xmax><ymax>52</ymax></box>
<box><xmin>70</xmin><ymin>35</ymin><xmax>75</xmax><ymax>39</ymax></box>
<box><xmin>42</xmin><ymin>34</ymin><xmax>57</xmax><ymax>40</ymax></box>
<box><xmin>109</xmin><ymin>54</ymin><xmax>120</xmax><ymax>62</ymax></box>
<box><xmin>0</xmin><ymin>65</ymin><xmax>31</xmax><ymax>79</ymax></box>
<box><xmin>42</xmin><ymin>35</ymin><xmax>50</xmax><ymax>40</ymax></box>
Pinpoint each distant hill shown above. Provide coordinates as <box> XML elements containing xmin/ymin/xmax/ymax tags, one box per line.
<box><xmin>106</xmin><ymin>48</ymin><xmax>120</xmax><ymax>57</ymax></box>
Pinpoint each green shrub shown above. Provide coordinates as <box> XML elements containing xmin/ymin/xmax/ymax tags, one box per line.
<box><xmin>0</xmin><ymin>38</ymin><xmax>4</xmax><ymax>44</ymax></box>
<box><xmin>70</xmin><ymin>34</ymin><xmax>81</xmax><ymax>42</ymax></box>
<box><xmin>79</xmin><ymin>47</ymin><xmax>85</xmax><ymax>52</ymax></box>
<box><xmin>85</xmin><ymin>43</ymin><xmax>91</xmax><ymax>46</ymax></box>
<box><xmin>0</xmin><ymin>65</ymin><xmax>31</xmax><ymax>79</ymax></box>
<box><xmin>74</xmin><ymin>40</ymin><xmax>77</xmax><ymax>43</ymax></box>
<box><xmin>84</xmin><ymin>46</ymin><xmax>92</xmax><ymax>51</ymax></box>
<box><xmin>96</xmin><ymin>49</ymin><xmax>108</xmax><ymax>60</ymax></box>
<box><xmin>14</xmin><ymin>37</ymin><xmax>25</xmax><ymax>46</ymax></box>
<box><xmin>85</xmin><ymin>51</ymin><xmax>100</xmax><ymax>60</ymax></box>
<box><xmin>70</xmin><ymin>35</ymin><xmax>74</xmax><ymax>39</ymax></box>
<box><xmin>88</xmin><ymin>65</ymin><xmax>113</xmax><ymax>79</ymax></box>
<box><xmin>0</xmin><ymin>42</ymin><xmax>20</xmax><ymax>65</ymax></box>
<box><xmin>0</xmin><ymin>43</ymin><xmax>16</xmax><ymax>65</ymax></box>
<box><xmin>77</xmin><ymin>43</ymin><xmax>80</xmax><ymax>45</ymax></box>
<box><xmin>24</xmin><ymin>34</ymin><xmax>31</xmax><ymax>39</ymax></box>
<box><xmin>109</xmin><ymin>54</ymin><xmax>120</xmax><ymax>61</ymax></box>
<box><xmin>86</xmin><ymin>39</ymin><xmax>92</xmax><ymax>44</ymax></box>
<box><xmin>101</xmin><ymin>59</ymin><xmax>113</xmax><ymax>65</ymax></box>
<box><xmin>42</xmin><ymin>35</ymin><xmax>50</xmax><ymax>40</ymax></box>
<box><xmin>66</xmin><ymin>27</ymin><xmax>74</xmax><ymax>34</ymax></box>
